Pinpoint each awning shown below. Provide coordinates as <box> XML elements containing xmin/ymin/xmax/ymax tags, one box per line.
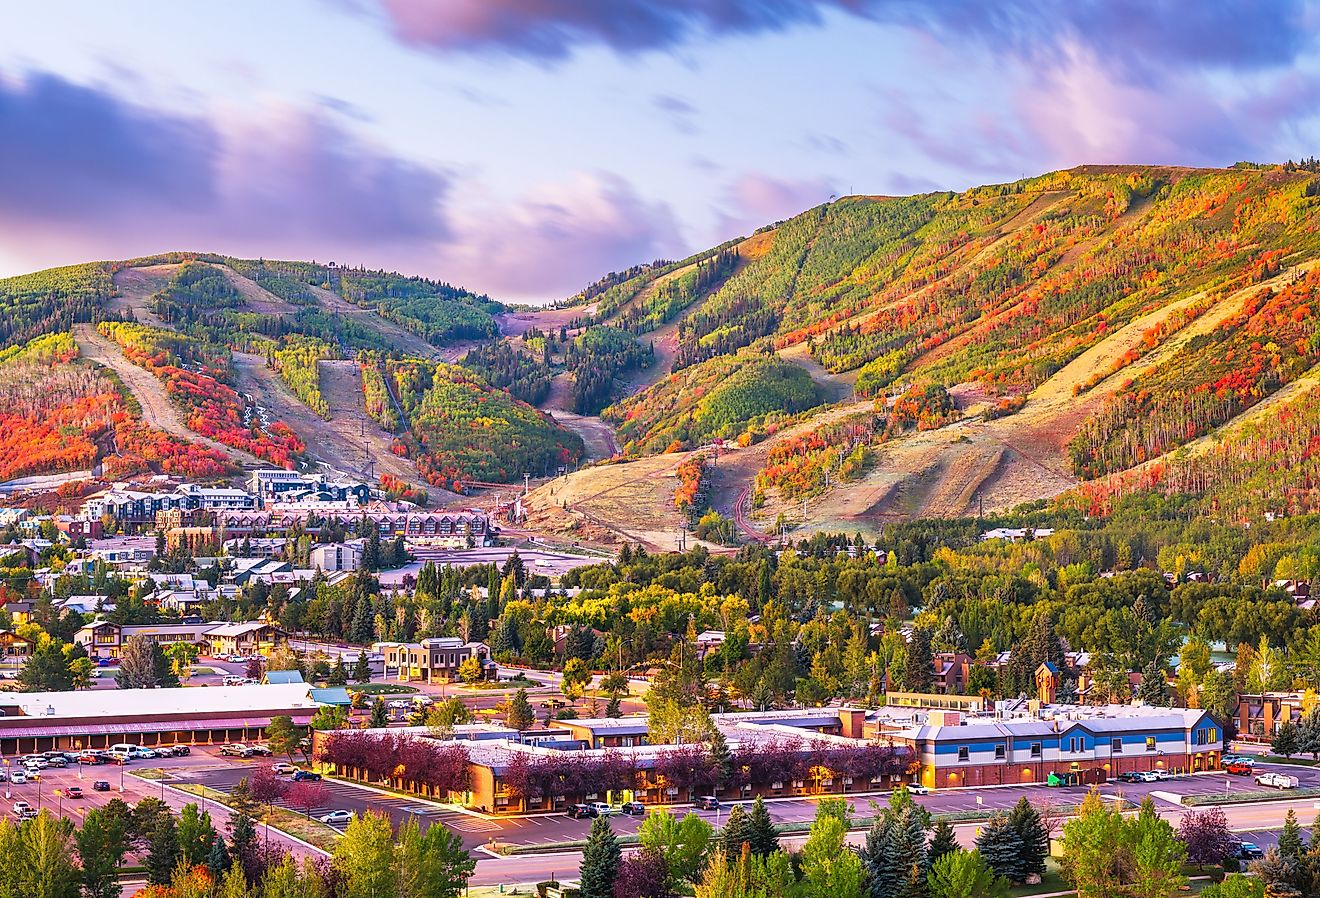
<box><xmin>0</xmin><ymin>714</ymin><xmax>315</xmax><ymax>739</ymax></box>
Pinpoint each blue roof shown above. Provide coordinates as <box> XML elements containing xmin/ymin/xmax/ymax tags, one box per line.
<box><xmin>309</xmin><ymin>687</ymin><xmax>353</xmax><ymax>706</ymax></box>
<box><xmin>264</xmin><ymin>670</ymin><xmax>305</xmax><ymax>685</ymax></box>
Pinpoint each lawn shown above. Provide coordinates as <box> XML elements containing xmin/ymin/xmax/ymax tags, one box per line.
<box><xmin>351</xmin><ymin>683</ymin><xmax>419</xmax><ymax>695</ymax></box>
<box><xmin>174</xmin><ymin>782</ymin><xmax>342</xmax><ymax>852</ymax></box>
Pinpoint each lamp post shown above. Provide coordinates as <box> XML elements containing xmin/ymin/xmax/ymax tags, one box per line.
<box><xmin>3</xmin><ymin>759</ymin><xmax>8</xmax><ymax>800</ymax></box>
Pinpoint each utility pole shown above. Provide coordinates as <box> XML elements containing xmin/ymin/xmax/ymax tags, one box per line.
<box><xmin>523</xmin><ymin>473</ymin><xmax>530</xmax><ymax>496</ymax></box>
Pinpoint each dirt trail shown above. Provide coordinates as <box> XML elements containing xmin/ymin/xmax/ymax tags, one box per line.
<box><xmin>214</xmin><ymin>266</ymin><xmax>299</xmax><ymax>316</ymax></box>
<box><xmin>74</xmin><ymin>324</ymin><xmax>265</xmax><ymax>467</ymax></box>
<box><xmin>108</xmin><ymin>265</ymin><xmax>178</xmax><ymax>327</ymax></box>
<box><xmin>302</xmin><ymin>284</ymin><xmax>444</xmax><ymax>361</ymax></box>
<box><xmin>230</xmin><ymin>353</ymin><xmax>427</xmax><ymax>488</ymax></box>
<box><xmin>776</xmin><ymin>343</ymin><xmax>856</xmax><ymax>402</ymax></box>
<box><xmin>538</xmin><ymin>373</ymin><xmax>620</xmax><ymax>462</ymax></box>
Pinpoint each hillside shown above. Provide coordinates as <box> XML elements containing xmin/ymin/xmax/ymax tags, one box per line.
<box><xmin>0</xmin><ymin>253</ymin><xmax>578</xmax><ymax>495</ymax></box>
<box><xmin>8</xmin><ymin>164</ymin><xmax>1320</xmax><ymax>536</ymax></box>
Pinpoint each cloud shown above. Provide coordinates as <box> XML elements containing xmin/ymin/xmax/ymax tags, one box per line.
<box><xmin>713</xmin><ymin>172</ymin><xmax>836</xmax><ymax>238</ymax></box>
<box><xmin>437</xmin><ymin>172</ymin><xmax>685</xmax><ymax>300</ymax></box>
<box><xmin>353</xmin><ymin>0</ymin><xmax>1314</xmax><ymax>75</ymax></box>
<box><xmin>0</xmin><ymin>70</ymin><xmax>450</xmax><ymax>273</ymax></box>
<box><xmin>653</xmin><ymin>93</ymin><xmax>699</xmax><ymax>135</ymax></box>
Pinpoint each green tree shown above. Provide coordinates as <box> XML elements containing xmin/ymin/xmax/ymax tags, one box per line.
<box><xmin>580</xmin><ymin>816</ymin><xmax>622</xmax><ymax>898</ymax></box>
<box><xmin>800</xmin><ymin>807</ymin><xmax>866</xmax><ymax>898</ymax></box>
<box><xmin>976</xmin><ymin>814</ymin><xmax>1024</xmax><ymax>884</ymax></box>
<box><xmin>561</xmin><ymin>657</ymin><xmax>592</xmax><ymax>701</ymax></box>
<box><xmin>1199</xmin><ymin>876</ymin><xmax>1266</xmax><ymax>898</ymax></box>
<box><xmin>746</xmin><ymin>796</ymin><xmax>778</xmax><ymax>857</ymax></box>
<box><xmin>425</xmin><ymin>698</ymin><xmax>473</xmax><ymax>738</ymax></box>
<box><xmin>116</xmin><ymin>635</ymin><xmax>178</xmax><ymax>689</ymax></box>
<box><xmin>638</xmin><ymin>810</ymin><xmax>714</xmax><ymax>889</ymax></box>
<box><xmin>369</xmin><ymin>697</ymin><xmax>389</xmax><ymax>729</ymax></box>
<box><xmin>505</xmin><ymin>687</ymin><xmax>535</xmax><ymax>731</ymax></box>
<box><xmin>266</xmin><ymin>715</ymin><xmax>302</xmax><ymax>758</ymax></box>
<box><xmin>177</xmin><ymin>802</ymin><xmax>217</xmax><ymax>866</ymax></box>
<box><xmin>77</xmin><ymin>806</ymin><xmax>128</xmax><ymax>898</ymax></box>
<box><xmin>1008</xmin><ymin>796</ymin><xmax>1049</xmax><ymax>880</ymax></box>
<box><xmin>310</xmin><ymin>705</ymin><xmax>349</xmax><ymax>731</ymax></box>
<box><xmin>1125</xmin><ymin>798</ymin><xmax>1186</xmax><ymax>898</ymax></box>
<box><xmin>708</xmin><ymin>730</ymin><xmax>733</xmax><ymax>788</ymax></box>
<box><xmin>206</xmin><ymin>834</ymin><xmax>231</xmax><ymax>878</ymax></box>
<box><xmin>353</xmin><ymin>652</ymin><xmax>372</xmax><ymax>684</ymax></box>
<box><xmin>1279</xmin><ymin>810</ymin><xmax>1304</xmax><ymax>863</ymax></box>
<box><xmin>328</xmin><ymin>657</ymin><xmax>348</xmax><ymax>686</ymax></box>
<box><xmin>1273</xmin><ymin>721</ymin><xmax>1301</xmax><ymax>759</ymax></box>
<box><xmin>14</xmin><ymin>811</ymin><xmax>80</xmax><ymax>898</ymax></box>
<box><xmin>721</xmin><ymin>805</ymin><xmax>753</xmax><ymax>857</ymax></box>
<box><xmin>1060</xmin><ymin>792</ymin><xmax>1124</xmax><ymax>898</ymax></box>
<box><xmin>457</xmin><ymin>656</ymin><xmax>483</xmax><ymax>685</ymax></box>
<box><xmin>145</xmin><ymin>813</ymin><xmax>180</xmax><ymax>886</ymax></box>
<box><xmin>929</xmin><ymin>818</ymin><xmax>959</xmax><ymax>868</ymax></box>
<box><xmin>333</xmin><ymin>810</ymin><xmax>397</xmax><ymax>898</ymax></box>
<box><xmin>18</xmin><ymin>641</ymin><xmax>75</xmax><ymax>692</ymax></box>
<box><xmin>393</xmin><ymin>816</ymin><xmax>475</xmax><ymax>898</ymax></box>
<box><xmin>928</xmin><ymin>849</ymin><xmax>1009</xmax><ymax>898</ymax></box>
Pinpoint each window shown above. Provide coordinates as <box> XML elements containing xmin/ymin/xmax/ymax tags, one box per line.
<box><xmin>958</xmin><ymin>746</ymin><xmax>969</xmax><ymax>762</ymax></box>
<box><xmin>995</xmin><ymin>745</ymin><xmax>1006</xmax><ymax>760</ymax></box>
<box><xmin>1146</xmin><ymin>736</ymin><xmax>1156</xmax><ymax>752</ymax></box>
<box><xmin>1030</xmin><ymin>742</ymin><xmax>1042</xmax><ymax>758</ymax></box>
<box><xmin>1111</xmin><ymin>737</ymin><xmax>1123</xmax><ymax>754</ymax></box>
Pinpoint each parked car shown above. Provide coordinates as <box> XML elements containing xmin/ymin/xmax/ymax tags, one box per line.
<box><xmin>92</xmin><ymin>781</ymin><xmax>111</xmax><ymax>792</ymax></box>
<box><xmin>291</xmin><ymin>771</ymin><xmax>322</xmax><ymax>782</ymax></box>
<box><xmin>1235</xmin><ymin>841</ymin><xmax>1265</xmax><ymax>860</ymax></box>
<box><xmin>693</xmin><ymin>796</ymin><xmax>720</xmax><ymax>811</ymax></box>
<box><xmin>907</xmin><ymin>785</ymin><xmax>930</xmax><ymax>795</ymax></box>
<box><xmin>620</xmin><ymin>802</ymin><xmax>646</xmax><ymax>816</ymax></box>
<box><xmin>129</xmin><ymin>747</ymin><xmax>157</xmax><ymax>760</ymax></box>
<box><xmin>567</xmin><ymin>804</ymin><xmax>597</xmax><ymax>819</ymax></box>
<box><xmin>271</xmin><ymin>762</ymin><xmax>297</xmax><ymax>775</ymax></box>
<box><xmin>1115</xmin><ymin>772</ymin><xmax>1143</xmax><ymax>783</ymax></box>
<box><xmin>1255</xmin><ymin>772</ymin><xmax>1300</xmax><ymax>789</ymax></box>
<box><xmin>1222</xmin><ymin>755</ymin><xmax>1255</xmax><ymax>768</ymax></box>
<box><xmin>319</xmin><ymin>810</ymin><xmax>354</xmax><ymax>826</ymax></box>
<box><xmin>77</xmin><ymin>753</ymin><xmax>103</xmax><ymax>765</ymax></box>
<box><xmin>220</xmin><ymin>744</ymin><xmax>253</xmax><ymax>758</ymax></box>
<box><xmin>21</xmin><ymin>757</ymin><xmax>47</xmax><ymax>769</ymax></box>
<box><xmin>8</xmin><ymin>773</ymin><xmax>25</xmax><ymax>785</ymax></box>
<box><xmin>60</xmin><ymin>787</ymin><xmax>83</xmax><ymax>799</ymax></box>
<box><xmin>11</xmin><ymin>801</ymin><xmax>30</xmax><ymax>816</ymax></box>
<box><xmin>589</xmin><ymin>802</ymin><xmax>615</xmax><ymax>817</ymax></box>
<box><xmin>1147</xmin><ymin>770</ymin><xmax>1171</xmax><ymax>781</ymax></box>
<box><xmin>1225</xmin><ymin>761</ymin><xmax>1254</xmax><ymax>775</ymax></box>
<box><xmin>249</xmin><ymin>745</ymin><xmax>272</xmax><ymax>756</ymax></box>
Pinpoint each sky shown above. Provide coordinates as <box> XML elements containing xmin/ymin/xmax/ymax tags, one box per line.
<box><xmin>2</xmin><ymin>0</ymin><xmax>1320</xmax><ymax>302</ymax></box>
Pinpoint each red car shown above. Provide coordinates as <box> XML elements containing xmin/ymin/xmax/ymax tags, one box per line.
<box><xmin>1225</xmin><ymin>761</ymin><xmax>1253</xmax><ymax>775</ymax></box>
<box><xmin>62</xmin><ymin>787</ymin><xmax>83</xmax><ymax>799</ymax></box>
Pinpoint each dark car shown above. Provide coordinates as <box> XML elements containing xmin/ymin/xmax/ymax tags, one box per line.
<box><xmin>291</xmin><ymin>771</ymin><xmax>322</xmax><ymax>782</ymax></box>
<box><xmin>693</xmin><ymin>796</ymin><xmax>720</xmax><ymax>811</ymax></box>
<box><xmin>620</xmin><ymin>802</ymin><xmax>646</xmax><ymax>816</ymax></box>
<box><xmin>1115</xmin><ymin>772</ymin><xmax>1143</xmax><ymax>783</ymax></box>
<box><xmin>567</xmin><ymin>804</ymin><xmax>597</xmax><ymax>819</ymax></box>
<box><xmin>172</xmin><ymin>745</ymin><xmax>191</xmax><ymax>756</ymax></box>
<box><xmin>92</xmin><ymin>781</ymin><xmax>111</xmax><ymax>792</ymax></box>
<box><xmin>1235</xmin><ymin>841</ymin><xmax>1265</xmax><ymax>860</ymax></box>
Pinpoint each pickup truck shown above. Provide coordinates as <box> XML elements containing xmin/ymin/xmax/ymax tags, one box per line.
<box><xmin>1255</xmin><ymin>771</ymin><xmax>1300</xmax><ymax>789</ymax></box>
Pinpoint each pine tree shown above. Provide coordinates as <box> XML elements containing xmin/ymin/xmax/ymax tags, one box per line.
<box><xmin>353</xmin><ymin>652</ymin><xmax>372</xmax><ymax>684</ymax></box>
<box><xmin>605</xmin><ymin>696</ymin><xmax>622</xmax><ymax>718</ymax></box>
<box><xmin>722</xmin><ymin>805</ymin><xmax>753</xmax><ymax>857</ymax></box>
<box><xmin>1274</xmin><ymin>721</ymin><xmax>1301</xmax><ymax>758</ymax></box>
<box><xmin>146</xmin><ymin>815</ymin><xmax>180</xmax><ymax>885</ymax></box>
<box><xmin>928</xmin><ymin>817</ymin><xmax>958</xmax><ymax>867</ymax></box>
<box><xmin>861</xmin><ymin>813</ymin><xmax>899</xmax><ymax>898</ymax></box>
<box><xmin>579</xmin><ymin>816</ymin><xmax>621</xmax><ymax>898</ymax></box>
<box><xmin>350</xmin><ymin>597</ymin><xmax>375</xmax><ymax>645</ymax></box>
<box><xmin>747</xmin><ymin>796</ymin><xmax>778</xmax><ymax>857</ymax></box>
<box><xmin>1008</xmin><ymin>796</ymin><xmax>1049</xmax><ymax>879</ymax></box>
<box><xmin>228</xmin><ymin>813</ymin><xmax>258</xmax><ymax>882</ymax></box>
<box><xmin>1281</xmin><ymin>810</ymin><xmax>1305</xmax><ymax>862</ymax></box>
<box><xmin>328</xmin><ymin>656</ymin><xmax>348</xmax><ymax>686</ymax></box>
<box><xmin>369</xmin><ymin>697</ymin><xmax>388</xmax><ymax>729</ymax></box>
<box><xmin>506</xmin><ymin>688</ymin><xmax>535</xmax><ymax>731</ymax></box>
<box><xmin>206</xmin><ymin>834</ymin><xmax>232</xmax><ymax>876</ymax></box>
<box><xmin>709</xmin><ymin>730</ymin><xmax>733</xmax><ymax>788</ymax></box>
<box><xmin>975</xmin><ymin>814</ymin><xmax>1025</xmax><ymax>884</ymax></box>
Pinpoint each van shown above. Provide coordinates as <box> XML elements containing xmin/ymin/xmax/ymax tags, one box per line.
<box><xmin>107</xmin><ymin>745</ymin><xmax>134</xmax><ymax>763</ymax></box>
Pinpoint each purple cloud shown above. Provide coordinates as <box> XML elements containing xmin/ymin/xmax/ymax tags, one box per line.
<box><xmin>355</xmin><ymin>0</ymin><xmax>1312</xmax><ymax>76</ymax></box>
<box><xmin>438</xmin><ymin>172</ymin><xmax>685</xmax><ymax>299</ymax></box>
<box><xmin>0</xmin><ymin>70</ymin><xmax>450</xmax><ymax>275</ymax></box>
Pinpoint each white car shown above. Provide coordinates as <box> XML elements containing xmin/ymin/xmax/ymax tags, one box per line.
<box><xmin>319</xmin><ymin>810</ymin><xmax>353</xmax><ymax>826</ymax></box>
<box><xmin>8</xmin><ymin>772</ymin><xmax>26</xmax><ymax>785</ymax></box>
<box><xmin>907</xmin><ymin>785</ymin><xmax>930</xmax><ymax>795</ymax></box>
<box><xmin>589</xmin><ymin>802</ymin><xmax>614</xmax><ymax>817</ymax></box>
<box><xmin>11</xmin><ymin>801</ymin><xmax>30</xmax><ymax>816</ymax></box>
<box><xmin>271</xmin><ymin>762</ymin><xmax>297</xmax><ymax>775</ymax></box>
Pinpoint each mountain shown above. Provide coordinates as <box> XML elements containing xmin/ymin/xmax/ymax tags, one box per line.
<box><xmin>4</xmin><ymin>164</ymin><xmax>1320</xmax><ymax>543</ymax></box>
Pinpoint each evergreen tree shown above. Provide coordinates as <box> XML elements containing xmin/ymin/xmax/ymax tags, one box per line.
<box><xmin>362</xmin><ymin>530</ymin><xmax>381</xmax><ymax>572</ymax></box>
<box><xmin>708</xmin><ymin>730</ymin><xmax>733</xmax><ymax>788</ymax></box>
<box><xmin>328</xmin><ymin>656</ymin><xmax>348</xmax><ymax>686</ymax></box>
<box><xmin>747</xmin><ymin>796</ymin><xmax>778</xmax><ymax>857</ymax></box>
<box><xmin>579</xmin><ymin>816</ymin><xmax>621</xmax><ymax>898</ymax></box>
<box><xmin>928</xmin><ymin>817</ymin><xmax>959</xmax><ymax>867</ymax></box>
<box><xmin>975</xmin><ymin>814</ymin><xmax>1024</xmax><ymax>884</ymax></box>
<box><xmin>1274</xmin><ymin>721</ymin><xmax>1301</xmax><ymax>758</ymax></box>
<box><xmin>605</xmin><ymin>695</ymin><xmax>622</xmax><ymax>718</ymax></box>
<box><xmin>1007</xmin><ymin>797</ymin><xmax>1049</xmax><ymax>880</ymax></box>
<box><xmin>206</xmin><ymin>835</ymin><xmax>232</xmax><ymax>877</ymax></box>
<box><xmin>145</xmin><ymin>815</ymin><xmax>180</xmax><ymax>886</ymax></box>
<box><xmin>350</xmin><ymin>598</ymin><xmax>375</xmax><ymax>645</ymax></box>
<box><xmin>227</xmin><ymin>813</ymin><xmax>258</xmax><ymax>882</ymax></box>
<box><xmin>1137</xmin><ymin>661</ymin><xmax>1168</xmax><ymax>706</ymax></box>
<box><xmin>722</xmin><ymin>805</ymin><xmax>753</xmax><ymax>857</ymax></box>
<box><xmin>177</xmin><ymin>802</ymin><xmax>217</xmax><ymax>866</ymax></box>
<box><xmin>353</xmin><ymin>652</ymin><xmax>372</xmax><ymax>684</ymax></box>
<box><xmin>369</xmin><ymin>697</ymin><xmax>388</xmax><ymax>728</ymax></box>
<box><xmin>863</xmin><ymin>813</ymin><xmax>901</xmax><ymax>898</ymax></box>
<box><xmin>505</xmin><ymin>688</ymin><xmax>535</xmax><ymax>731</ymax></box>
<box><xmin>902</xmin><ymin>627</ymin><xmax>934</xmax><ymax>692</ymax></box>
<box><xmin>1281</xmin><ymin>810</ymin><xmax>1305</xmax><ymax>862</ymax></box>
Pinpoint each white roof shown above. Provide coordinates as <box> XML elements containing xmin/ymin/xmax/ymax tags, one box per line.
<box><xmin>0</xmin><ymin>683</ymin><xmax>319</xmax><ymax>721</ymax></box>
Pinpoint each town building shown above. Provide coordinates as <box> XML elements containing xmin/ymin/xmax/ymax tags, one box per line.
<box><xmin>374</xmin><ymin>638</ymin><xmax>494</xmax><ymax>683</ymax></box>
<box><xmin>73</xmin><ymin>619</ymin><xmax>288</xmax><ymax>660</ymax></box>
<box><xmin>0</xmin><ymin>684</ymin><xmax>322</xmax><ymax>755</ymax></box>
<box><xmin>0</xmin><ymin>630</ymin><xmax>34</xmax><ymax>662</ymax></box>
<box><xmin>1236</xmin><ymin>692</ymin><xmax>1311</xmax><ymax>741</ymax></box>
<box><xmin>309</xmin><ymin>542</ymin><xmax>361</xmax><ymax>572</ymax></box>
